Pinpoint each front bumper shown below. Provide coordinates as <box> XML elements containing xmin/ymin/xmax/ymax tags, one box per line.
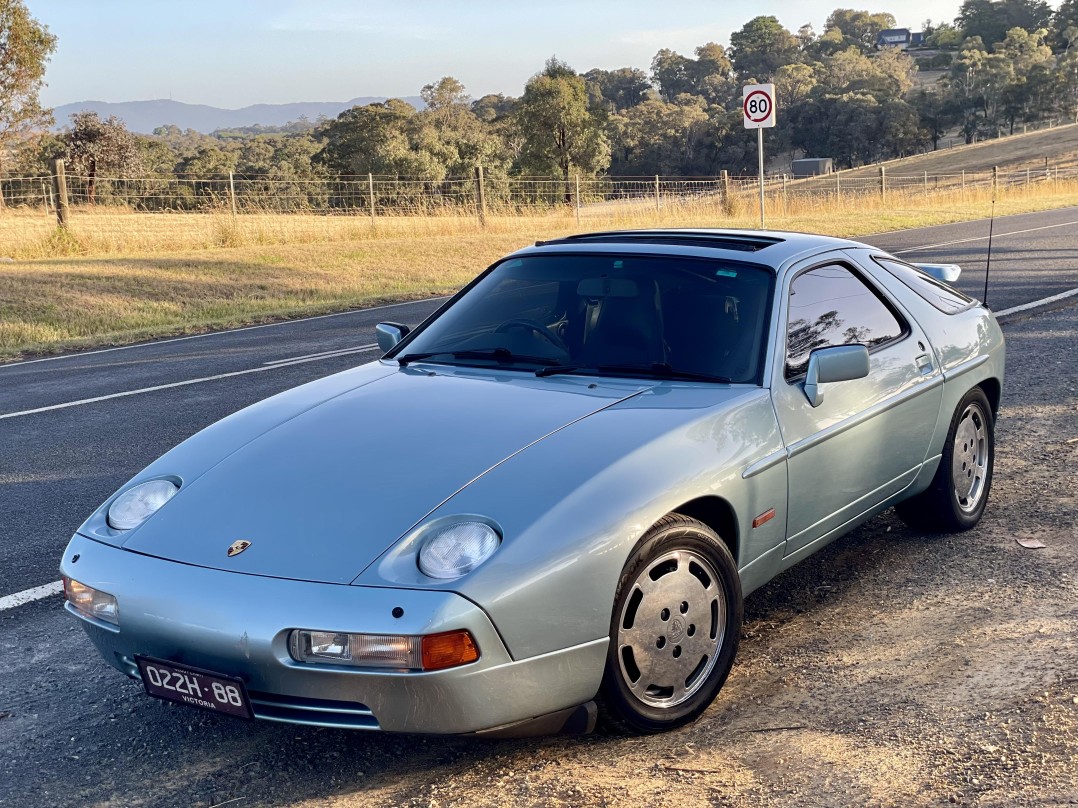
<box><xmin>60</xmin><ymin>534</ymin><xmax>606</xmax><ymax>734</ymax></box>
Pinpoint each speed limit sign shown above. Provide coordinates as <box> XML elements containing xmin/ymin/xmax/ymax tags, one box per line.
<box><xmin>743</xmin><ymin>84</ymin><xmax>776</xmax><ymax>129</ymax></box>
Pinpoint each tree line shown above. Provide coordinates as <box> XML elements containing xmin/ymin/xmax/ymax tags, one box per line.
<box><xmin>3</xmin><ymin>0</ymin><xmax>1078</xmax><ymax>210</ymax></box>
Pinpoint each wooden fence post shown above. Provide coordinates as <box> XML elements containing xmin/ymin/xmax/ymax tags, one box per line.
<box><xmin>475</xmin><ymin>166</ymin><xmax>487</xmax><ymax>226</ymax></box>
<box><xmin>654</xmin><ymin>175</ymin><xmax>660</xmax><ymax>213</ymax></box>
<box><xmin>879</xmin><ymin>165</ymin><xmax>886</xmax><ymax>199</ymax></box>
<box><xmin>367</xmin><ymin>173</ymin><xmax>376</xmax><ymax>225</ymax></box>
<box><xmin>923</xmin><ymin>171</ymin><xmax>928</xmax><ymax>194</ymax></box>
<box><xmin>228</xmin><ymin>171</ymin><xmax>237</xmax><ymax>217</ymax></box>
<box><xmin>574</xmin><ymin>174</ymin><xmax>581</xmax><ymax>225</ymax></box>
<box><xmin>719</xmin><ymin>170</ymin><xmax>731</xmax><ymax>213</ymax></box>
<box><xmin>51</xmin><ymin>158</ymin><xmax>70</xmax><ymax>229</ymax></box>
<box><xmin>992</xmin><ymin>165</ymin><xmax>998</xmax><ymax>194</ymax></box>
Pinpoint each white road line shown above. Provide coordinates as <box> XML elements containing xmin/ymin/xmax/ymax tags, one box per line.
<box><xmin>0</xmin><ymin>580</ymin><xmax>63</xmax><ymax>612</ymax></box>
<box><xmin>2</xmin><ymin>292</ymin><xmax>1073</xmax><ymax>613</ymax></box>
<box><xmin>995</xmin><ymin>287</ymin><xmax>1078</xmax><ymax>317</ymax></box>
<box><xmin>0</xmin><ymin>346</ymin><xmax>381</xmax><ymax>420</ymax></box>
<box><xmin>892</xmin><ymin>220</ymin><xmax>1078</xmax><ymax>254</ymax></box>
<box><xmin>262</xmin><ymin>343</ymin><xmax>376</xmax><ymax>365</ymax></box>
<box><xmin>0</xmin><ymin>297</ymin><xmax>447</xmax><ymax>370</ymax></box>
<box><xmin>864</xmin><ymin>205</ymin><xmax>1078</xmax><ymax>239</ymax></box>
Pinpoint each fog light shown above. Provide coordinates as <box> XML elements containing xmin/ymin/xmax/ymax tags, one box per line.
<box><xmin>63</xmin><ymin>577</ymin><xmax>119</xmax><ymax>625</ymax></box>
<box><xmin>289</xmin><ymin>629</ymin><xmax>479</xmax><ymax>671</ymax></box>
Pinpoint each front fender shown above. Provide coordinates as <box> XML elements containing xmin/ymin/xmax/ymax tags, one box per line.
<box><xmin>356</xmin><ymin>385</ymin><xmax>786</xmax><ymax>660</ymax></box>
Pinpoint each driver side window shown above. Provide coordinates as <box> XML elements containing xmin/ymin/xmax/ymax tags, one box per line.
<box><xmin>785</xmin><ymin>264</ymin><xmax>905</xmax><ymax>380</ymax></box>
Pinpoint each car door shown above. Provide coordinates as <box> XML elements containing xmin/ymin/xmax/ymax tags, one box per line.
<box><xmin>770</xmin><ymin>255</ymin><xmax>944</xmax><ymax>558</ymax></box>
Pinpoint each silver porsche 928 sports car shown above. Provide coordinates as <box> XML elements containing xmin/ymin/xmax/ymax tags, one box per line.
<box><xmin>61</xmin><ymin>229</ymin><xmax>1004</xmax><ymax>737</ymax></box>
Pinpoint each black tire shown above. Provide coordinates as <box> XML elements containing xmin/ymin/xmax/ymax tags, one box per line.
<box><xmin>896</xmin><ymin>386</ymin><xmax>995</xmax><ymax>533</ymax></box>
<box><xmin>597</xmin><ymin>514</ymin><xmax>742</xmax><ymax>735</ymax></box>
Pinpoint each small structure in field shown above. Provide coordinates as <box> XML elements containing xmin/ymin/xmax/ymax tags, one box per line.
<box><xmin>791</xmin><ymin>158</ymin><xmax>834</xmax><ymax>178</ymax></box>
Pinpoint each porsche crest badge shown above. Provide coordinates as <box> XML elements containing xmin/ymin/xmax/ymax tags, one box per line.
<box><xmin>226</xmin><ymin>540</ymin><xmax>252</xmax><ymax>557</ymax></box>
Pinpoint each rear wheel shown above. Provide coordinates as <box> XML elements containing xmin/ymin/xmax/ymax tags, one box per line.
<box><xmin>597</xmin><ymin>514</ymin><xmax>742</xmax><ymax>734</ymax></box>
<box><xmin>897</xmin><ymin>387</ymin><xmax>995</xmax><ymax>532</ymax></box>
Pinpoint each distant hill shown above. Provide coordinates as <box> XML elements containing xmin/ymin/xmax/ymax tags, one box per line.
<box><xmin>51</xmin><ymin>97</ymin><xmax>425</xmax><ymax>134</ymax></box>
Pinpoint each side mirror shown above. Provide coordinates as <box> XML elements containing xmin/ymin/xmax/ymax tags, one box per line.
<box><xmin>912</xmin><ymin>262</ymin><xmax>962</xmax><ymax>283</ymax></box>
<box><xmin>804</xmin><ymin>344</ymin><xmax>870</xmax><ymax>408</ymax></box>
<box><xmin>375</xmin><ymin>322</ymin><xmax>410</xmax><ymax>353</ymax></box>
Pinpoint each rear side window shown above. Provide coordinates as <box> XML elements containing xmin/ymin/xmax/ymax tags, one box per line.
<box><xmin>874</xmin><ymin>257</ymin><xmax>975</xmax><ymax>314</ymax></box>
<box><xmin>785</xmin><ymin>264</ymin><xmax>906</xmax><ymax>379</ymax></box>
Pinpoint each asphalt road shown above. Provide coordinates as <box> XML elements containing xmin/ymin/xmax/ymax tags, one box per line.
<box><xmin>1</xmin><ymin>207</ymin><xmax>1076</xmax><ymax>598</ymax></box>
<box><xmin>0</xmin><ymin>209</ymin><xmax>1075</xmax><ymax>806</ymax></box>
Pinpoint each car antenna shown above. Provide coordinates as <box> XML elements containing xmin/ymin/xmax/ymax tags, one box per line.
<box><xmin>983</xmin><ymin>183</ymin><xmax>996</xmax><ymax>307</ymax></box>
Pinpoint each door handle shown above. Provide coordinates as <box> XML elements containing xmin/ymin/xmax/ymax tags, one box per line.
<box><xmin>914</xmin><ymin>353</ymin><xmax>934</xmax><ymax>375</ymax></box>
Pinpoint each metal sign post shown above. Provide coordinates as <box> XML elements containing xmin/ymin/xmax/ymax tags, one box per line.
<box><xmin>743</xmin><ymin>84</ymin><xmax>776</xmax><ymax>229</ymax></box>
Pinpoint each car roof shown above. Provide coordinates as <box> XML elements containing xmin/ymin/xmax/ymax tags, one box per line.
<box><xmin>512</xmin><ymin>228</ymin><xmax>872</xmax><ymax>268</ymax></box>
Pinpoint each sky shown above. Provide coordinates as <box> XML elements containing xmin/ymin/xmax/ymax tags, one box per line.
<box><xmin>31</xmin><ymin>0</ymin><xmax>987</xmax><ymax>108</ymax></box>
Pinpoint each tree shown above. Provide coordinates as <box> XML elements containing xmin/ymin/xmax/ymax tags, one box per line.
<box><xmin>956</xmin><ymin>0</ymin><xmax>1053</xmax><ymax>48</ymax></box>
<box><xmin>64</xmin><ymin>112</ymin><xmax>143</xmax><ymax>203</ymax></box>
<box><xmin>608</xmin><ymin>95</ymin><xmax>714</xmax><ymax>175</ymax></box>
<box><xmin>0</xmin><ymin>0</ymin><xmax>57</xmax><ymax>182</ymax></box>
<box><xmin>1057</xmin><ymin>47</ymin><xmax>1078</xmax><ymax>120</ymax></box>
<box><xmin>583</xmin><ymin>68</ymin><xmax>652</xmax><ymax>111</ymax></box>
<box><xmin>729</xmin><ymin>16</ymin><xmax>802</xmax><ymax>80</ymax></box>
<box><xmin>911</xmin><ymin>88</ymin><xmax>959</xmax><ymax>148</ymax></box>
<box><xmin>824</xmin><ymin>9</ymin><xmax>897</xmax><ymax>50</ymax></box>
<box><xmin>651</xmin><ymin>49</ymin><xmax>694</xmax><ymax>101</ymax></box>
<box><xmin>315</xmin><ymin>99</ymin><xmax>425</xmax><ymax>177</ymax></box>
<box><xmin>471</xmin><ymin>94</ymin><xmax>516</xmax><ymax>122</ymax></box>
<box><xmin>926</xmin><ymin>22</ymin><xmax>963</xmax><ymax>48</ymax></box>
<box><xmin>774</xmin><ymin>63</ymin><xmax>818</xmax><ymax>107</ymax></box>
<box><xmin>516</xmin><ymin>58</ymin><xmax>609</xmax><ymax>201</ymax></box>
<box><xmin>1055</xmin><ymin>0</ymin><xmax>1078</xmax><ymax>50</ymax></box>
<box><xmin>957</xmin><ymin>0</ymin><xmax>1011</xmax><ymax>48</ymax></box>
<box><xmin>420</xmin><ymin>76</ymin><xmax>469</xmax><ymax>126</ymax></box>
<box><xmin>872</xmin><ymin>47</ymin><xmax>919</xmax><ymax>95</ymax></box>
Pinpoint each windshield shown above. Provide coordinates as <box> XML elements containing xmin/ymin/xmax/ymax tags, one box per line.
<box><xmin>394</xmin><ymin>253</ymin><xmax>774</xmax><ymax>384</ymax></box>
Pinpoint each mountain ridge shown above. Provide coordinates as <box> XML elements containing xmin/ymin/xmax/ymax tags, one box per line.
<box><xmin>51</xmin><ymin>97</ymin><xmax>425</xmax><ymax>134</ymax></box>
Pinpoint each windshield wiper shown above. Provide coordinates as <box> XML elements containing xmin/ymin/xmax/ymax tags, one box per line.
<box><xmin>537</xmin><ymin>362</ymin><xmax>732</xmax><ymax>383</ymax></box>
<box><xmin>397</xmin><ymin>348</ymin><xmax>561</xmax><ymax>367</ymax></box>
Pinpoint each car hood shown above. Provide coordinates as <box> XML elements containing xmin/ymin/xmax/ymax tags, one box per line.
<box><xmin>116</xmin><ymin>365</ymin><xmax>648</xmax><ymax>584</ymax></box>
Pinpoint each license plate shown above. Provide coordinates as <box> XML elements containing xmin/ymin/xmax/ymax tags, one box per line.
<box><xmin>135</xmin><ymin>656</ymin><xmax>253</xmax><ymax>719</ymax></box>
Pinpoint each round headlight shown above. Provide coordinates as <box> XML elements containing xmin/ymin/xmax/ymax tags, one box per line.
<box><xmin>418</xmin><ymin>521</ymin><xmax>500</xmax><ymax>580</ymax></box>
<box><xmin>107</xmin><ymin>480</ymin><xmax>179</xmax><ymax>531</ymax></box>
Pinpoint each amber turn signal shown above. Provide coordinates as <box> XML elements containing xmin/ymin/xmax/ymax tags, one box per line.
<box><xmin>421</xmin><ymin>630</ymin><xmax>480</xmax><ymax>671</ymax></box>
<box><xmin>752</xmin><ymin>508</ymin><xmax>776</xmax><ymax>529</ymax></box>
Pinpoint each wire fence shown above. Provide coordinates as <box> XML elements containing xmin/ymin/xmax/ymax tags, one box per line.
<box><xmin>3</xmin><ymin>166</ymin><xmax>1078</xmax><ymax>220</ymax></box>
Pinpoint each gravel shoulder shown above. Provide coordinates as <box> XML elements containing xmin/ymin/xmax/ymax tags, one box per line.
<box><xmin>2</xmin><ymin>305</ymin><xmax>1075</xmax><ymax>808</ymax></box>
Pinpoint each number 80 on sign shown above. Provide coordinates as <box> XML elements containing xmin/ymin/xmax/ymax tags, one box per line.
<box><xmin>743</xmin><ymin>84</ymin><xmax>776</xmax><ymax>129</ymax></box>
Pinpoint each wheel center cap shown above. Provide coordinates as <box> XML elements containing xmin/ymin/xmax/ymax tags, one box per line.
<box><xmin>669</xmin><ymin>617</ymin><xmax>685</xmax><ymax>642</ymax></box>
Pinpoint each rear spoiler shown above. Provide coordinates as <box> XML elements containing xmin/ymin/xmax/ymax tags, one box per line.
<box><xmin>913</xmin><ymin>263</ymin><xmax>961</xmax><ymax>284</ymax></box>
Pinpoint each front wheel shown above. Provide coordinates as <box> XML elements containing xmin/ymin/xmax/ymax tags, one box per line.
<box><xmin>597</xmin><ymin>514</ymin><xmax>742</xmax><ymax>734</ymax></box>
<box><xmin>897</xmin><ymin>386</ymin><xmax>995</xmax><ymax>532</ymax></box>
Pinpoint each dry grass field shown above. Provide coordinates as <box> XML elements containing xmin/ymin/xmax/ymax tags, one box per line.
<box><xmin>2</xmin><ymin>171</ymin><xmax>1078</xmax><ymax>361</ymax></box>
